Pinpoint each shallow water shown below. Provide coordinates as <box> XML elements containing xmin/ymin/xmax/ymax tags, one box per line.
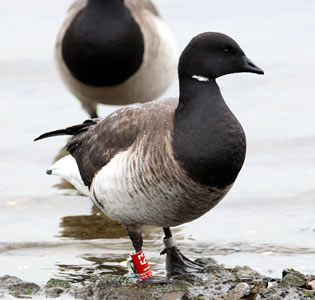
<box><xmin>1</xmin><ymin>0</ymin><xmax>315</xmax><ymax>286</ymax></box>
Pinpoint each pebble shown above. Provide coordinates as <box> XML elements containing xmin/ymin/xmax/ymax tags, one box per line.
<box><xmin>214</xmin><ymin>282</ymin><xmax>250</xmax><ymax>300</ymax></box>
<box><xmin>306</xmin><ymin>280</ymin><xmax>315</xmax><ymax>290</ymax></box>
<box><xmin>162</xmin><ymin>291</ymin><xmax>186</xmax><ymax>300</ymax></box>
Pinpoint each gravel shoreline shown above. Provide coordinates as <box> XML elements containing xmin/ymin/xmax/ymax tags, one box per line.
<box><xmin>1</xmin><ymin>258</ymin><xmax>314</xmax><ymax>299</ymax></box>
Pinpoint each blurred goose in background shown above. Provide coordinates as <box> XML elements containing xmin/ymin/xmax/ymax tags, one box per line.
<box><xmin>55</xmin><ymin>0</ymin><xmax>178</xmax><ymax>118</ymax></box>
<box><xmin>37</xmin><ymin>32</ymin><xmax>263</xmax><ymax>282</ymax></box>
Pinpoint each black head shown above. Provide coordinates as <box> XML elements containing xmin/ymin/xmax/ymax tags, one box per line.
<box><xmin>178</xmin><ymin>32</ymin><xmax>264</xmax><ymax>80</ymax></box>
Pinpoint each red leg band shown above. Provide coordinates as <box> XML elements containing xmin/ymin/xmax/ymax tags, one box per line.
<box><xmin>130</xmin><ymin>250</ymin><xmax>153</xmax><ymax>280</ymax></box>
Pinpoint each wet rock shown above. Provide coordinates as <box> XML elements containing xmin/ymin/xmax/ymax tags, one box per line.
<box><xmin>0</xmin><ymin>275</ymin><xmax>22</xmax><ymax>289</ymax></box>
<box><xmin>70</xmin><ymin>274</ymin><xmax>137</xmax><ymax>299</ymax></box>
<box><xmin>46</xmin><ymin>278</ymin><xmax>71</xmax><ymax>289</ymax></box>
<box><xmin>232</xmin><ymin>265</ymin><xmax>261</xmax><ymax>280</ymax></box>
<box><xmin>0</xmin><ymin>275</ymin><xmax>40</xmax><ymax>297</ymax></box>
<box><xmin>1</xmin><ymin>260</ymin><xmax>315</xmax><ymax>299</ymax></box>
<box><xmin>195</xmin><ymin>257</ymin><xmax>217</xmax><ymax>266</ymax></box>
<box><xmin>260</xmin><ymin>287</ymin><xmax>275</xmax><ymax>298</ymax></box>
<box><xmin>70</xmin><ymin>275</ymin><xmax>191</xmax><ymax>300</ymax></box>
<box><xmin>279</xmin><ymin>268</ymin><xmax>306</xmax><ymax>288</ymax></box>
<box><xmin>248</xmin><ymin>280</ymin><xmax>262</xmax><ymax>297</ymax></box>
<box><xmin>306</xmin><ymin>275</ymin><xmax>315</xmax><ymax>290</ymax></box>
<box><xmin>171</xmin><ymin>273</ymin><xmax>200</xmax><ymax>284</ymax></box>
<box><xmin>213</xmin><ymin>282</ymin><xmax>250</xmax><ymax>300</ymax></box>
<box><xmin>162</xmin><ymin>291</ymin><xmax>186</xmax><ymax>300</ymax></box>
<box><xmin>203</xmin><ymin>263</ymin><xmax>237</xmax><ymax>283</ymax></box>
<box><xmin>45</xmin><ymin>278</ymin><xmax>71</xmax><ymax>297</ymax></box>
<box><xmin>97</xmin><ymin>274</ymin><xmax>133</xmax><ymax>288</ymax></box>
<box><xmin>264</xmin><ymin>295</ymin><xmax>282</xmax><ymax>300</ymax></box>
<box><xmin>306</xmin><ymin>280</ymin><xmax>315</xmax><ymax>290</ymax></box>
<box><xmin>303</xmin><ymin>289</ymin><xmax>315</xmax><ymax>298</ymax></box>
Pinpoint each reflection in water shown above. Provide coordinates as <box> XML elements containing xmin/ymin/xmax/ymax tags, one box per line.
<box><xmin>57</xmin><ymin>262</ymin><xmax>126</xmax><ymax>283</ymax></box>
<box><xmin>59</xmin><ymin>206</ymin><xmax>183</xmax><ymax>241</ymax></box>
<box><xmin>59</xmin><ymin>211</ymin><xmax>128</xmax><ymax>240</ymax></box>
<box><xmin>192</xmin><ymin>242</ymin><xmax>315</xmax><ymax>256</ymax></box>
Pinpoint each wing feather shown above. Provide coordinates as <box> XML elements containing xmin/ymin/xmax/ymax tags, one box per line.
<box><xmin>66</xmin><ymin>98</ymin><xmax>178</xmax><ymax>187</ymax></box>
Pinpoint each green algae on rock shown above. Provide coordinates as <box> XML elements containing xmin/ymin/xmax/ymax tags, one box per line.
<box><xmin>45</xmin><ymin>278</ymin><xmax>71</xmax><ymax>297</ymax></box>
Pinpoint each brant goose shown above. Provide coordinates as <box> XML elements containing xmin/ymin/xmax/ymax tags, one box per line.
<box><xmin>55</xmin><ymin>0</ymin><xmax>178</xmax><ymax>118</ymax></box>
<box><xmin>36</xmin><ymin>32</ymin><xmax>263</xmax><ymax>282</ymax></box>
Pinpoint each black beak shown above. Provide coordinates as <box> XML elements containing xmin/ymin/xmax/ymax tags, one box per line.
<box><xmin>241</xmin><ymin>56</ymin><xmax>264</xmax><ymax>75</ymax></box>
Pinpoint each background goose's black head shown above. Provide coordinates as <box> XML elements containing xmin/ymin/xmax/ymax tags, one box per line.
<box><xmin>178</xmin><ymin>32</ymin><xmax>264</xmax><ymax>80</ymax></box>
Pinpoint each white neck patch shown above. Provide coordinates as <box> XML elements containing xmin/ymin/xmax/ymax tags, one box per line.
<box><xmin>192</xmin><ymin>75</ymin><xmax>210</xmax><ymax>82</ymax></box>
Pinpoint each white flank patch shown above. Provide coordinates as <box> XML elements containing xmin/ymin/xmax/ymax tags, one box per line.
<box><xmin>47</xmin><ymin>155</ymin><xmax>89</xmax><ymax>196</ymax></box>
<box><xmin>90</xmin><ymin>151</ymin><xmax>140</xmax><ymax>224</ymax></box>
<box><xmin>192</xmin><ymin>75</ymin><xmax>210</xmax><ymax>82</ymax></box>
<box><xmin>90</xmin><ymin>150</ymin><xmax>179</xmax><ymax>226</ymax></box>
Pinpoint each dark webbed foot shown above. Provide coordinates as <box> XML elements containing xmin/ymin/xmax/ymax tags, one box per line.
<box><xmin>161</xmin><ymin>228</ymin><xmax>203</xmax><ymax>277</ymax></box>
<box><xmin>162</xmin><ymin>246</ymin><xmax>203</xmax><ymax>277</ymax></box>
<box><xmin>126</xmin><ymin>226</ymin><xmax>203</xmax><ymax>281</ymax></box>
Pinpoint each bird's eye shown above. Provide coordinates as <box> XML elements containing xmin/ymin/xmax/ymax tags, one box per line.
<box><xmin>223</xmin><ymin>47</ymin><xmax>232</xmax><ymax>54</ymax></box>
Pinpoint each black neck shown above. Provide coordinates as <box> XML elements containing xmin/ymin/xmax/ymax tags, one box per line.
<box><xmin>87</xmin><ymin>0</ymin><xmax>123</xmax><ymax>10</ymax></box>
<box><xmin>172</xmin><ymin>76</ymin><xmax>246</xmax><ymax>188</ymax></box>
<box><xmin>62</xmin><ymin>0</ymin><xmax>144</xmax><ymax>86</ymax></box>
<box><xmin>178</xmin><ymin>75</ymin><xmax>220</xmax><ymax>105</ymax></box>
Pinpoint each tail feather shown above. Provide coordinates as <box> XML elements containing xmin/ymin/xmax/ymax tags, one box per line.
<box><xmin>34</xmin><ymin>119</ymin><xmax>98</xmax><ymax>141</ymax></box>
<box><xmin>46</xmin><ymin>155</ymin><xmax>90</xmax><ymax>196</ymax></box>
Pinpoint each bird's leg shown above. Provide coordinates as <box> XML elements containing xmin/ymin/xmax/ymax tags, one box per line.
<box><xmin>80</xmin><ymin>99</ymin><xmax>98</xmax><ymax>118</ymax></box>
<box><xmin>161</xmin><ymin>227</ymin><xmax>203</xmax><ymax>277</ymax></box>
<box><xmin>127</xmin><ymin>225</ymin><xmax>143</xmax><ymax>253</ymax></box>
<box><xmin>90</xmin><ymin>112</ymin><xmax>98</xmax><ymax>119</ymax></box>
<box><xmin>126</xmin><ymin>225</ymin><xmax>168</xmax><ymax>284</ymax></box>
